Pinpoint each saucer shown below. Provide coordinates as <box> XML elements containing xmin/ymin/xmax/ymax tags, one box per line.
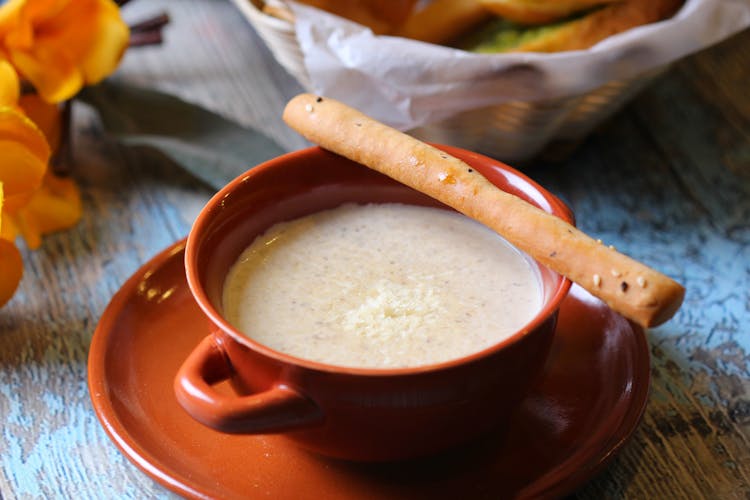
<box><xmin>88</xmin><ymin>240</ymin><xmax>650</xmax><ymax>499</ymax></box>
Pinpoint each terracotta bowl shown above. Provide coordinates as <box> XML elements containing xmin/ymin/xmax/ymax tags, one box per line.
<box><xmin>175</xmin><ymin>145</ymin><xmax>573</xmax><ymax>462</ymax></box>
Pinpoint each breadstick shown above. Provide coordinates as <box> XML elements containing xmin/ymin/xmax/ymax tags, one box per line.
<box><xmin>282</xmin><ymin>94</ymin><xmax>684</xmax><ymax>327</ymax></box>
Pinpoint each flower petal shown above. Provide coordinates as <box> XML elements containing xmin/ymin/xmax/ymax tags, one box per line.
<box><xmin>9</xmin><ymin>46</ymin><xmax>83</xmax><ymax>103</ymax></box>
<box><xmin>0</xmin><ymin>0</ymin><xmax>25</xmax><ymax>40</ymax></box>
<box><xmin>18</xmin><ymin>92</ymin><xmax>61</xmax><ymax>151</ymax></box>
<box><xmin>0</xmin><ymin>143</ymin><xmax>48</xmax><ymax>211</ymax></box>
<box><xmin>0</xmin><ymin>210</ymin><xmax>18</xmax><ymax>240</ymax></box>
<box><xmin>5</xmin><ymin>0</ymin><xmax>129</xmax><ymax>102</ymax></box>
<box><xmin>0</xmin><ymin>237</ymin><xmax>23</xmax><ymax>307</ymax></box>
<box><xmin>78</xmin><ymin>0</ymin><xmax>130</xmax><ymax>84</ymax></box>
<box><xmin>46</xmin><ymin>0</ymin><xmax>129</xmax><ymax>84</ymax></box>
<box><xmin>11</xmin><ymin>173</ymin><xmax>81</xmax><ymax>249</ymax></box>
<box><xmin>0</xmin><ymin>183</ymin><xmax>23</xmax><ymax>307</ymax></box>
<box><xmin>0</xmin><ymin>106</ymin><xmax>49</xmax><ymax>200</ymax></box>
<box><xmin>0</xmin><ymin>60</ymin><xmax>20</xmax><ymax>106</ymax></box>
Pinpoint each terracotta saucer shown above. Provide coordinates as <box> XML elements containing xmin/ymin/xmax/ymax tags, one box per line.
<box><xmin>88</xmin><ymin>240</ymin><xmax>650</xmax><ymax>499</ymax></box>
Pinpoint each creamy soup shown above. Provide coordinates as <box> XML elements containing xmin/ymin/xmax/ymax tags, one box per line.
<box><xmin>222</xmin><ymin>203</ymin><xmax>542</xmax><ymax>369</ymax></box>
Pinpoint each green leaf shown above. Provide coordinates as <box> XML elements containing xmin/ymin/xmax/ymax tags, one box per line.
<box><xmin>78</xmin><ymin>80</ymin><xmax>286</xmax><ymax>189</ymax></box>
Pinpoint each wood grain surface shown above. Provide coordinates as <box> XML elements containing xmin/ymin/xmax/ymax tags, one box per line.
<box><xmin>0</xmin><ymin>1</ymin><xmax>748</xmax><ymax>498</ymax></box>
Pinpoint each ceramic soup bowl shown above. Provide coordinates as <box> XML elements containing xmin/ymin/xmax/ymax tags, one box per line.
<box><xmin>175</xmin><ymin>145</ymin><xmax>573</xmax><ymax>461</ymax></box>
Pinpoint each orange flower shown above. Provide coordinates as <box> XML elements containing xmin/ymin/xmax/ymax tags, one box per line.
<box><xmin>0</xmin><ymin>0</ymin><xmax>127</xmax><ymax>306</ymax></box>
<box><xmin>0</xmin><ymin>60</ymin><xmax>49</xmax><ymax>211</ymax></box>
<box><xmin>0</xmin><ymin>0</ymin><xmax>129</xmax><ymax>103</ymax></box>
<box><xmin>9</xmin><ymin>74</ymin><xmax>82</xmax><ymax>250</ymax></box>
<box><xmin>0</xmin><ymin>59</ymin><xmax>50</xmax><ymax>306</ymax></box>
<box><xmin>18</xmin><ymin>91</ymin><xmax>61</xmax><ymax>151</ymax></box>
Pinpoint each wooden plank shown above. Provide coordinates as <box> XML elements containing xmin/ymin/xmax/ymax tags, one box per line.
<box><xmin>569</xmin><ymin>30</ymin><xmax>750</xmax><ymax>499</ymax></box>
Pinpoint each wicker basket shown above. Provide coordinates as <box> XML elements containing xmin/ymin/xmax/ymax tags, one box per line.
<box><xmin>231</xmin><ymin>0</ymin><xmax>665</xmax><ymax>162</ymax></box>
<box><xmin>410</xmin><ymin>67</ymin><xmax>663</xmax><ymax>162</ymax></box>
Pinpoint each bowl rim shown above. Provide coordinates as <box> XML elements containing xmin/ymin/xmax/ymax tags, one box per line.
<box><xmin>185</xmin><ymin>145</ymin><xmax>573</xmax><ymax>376</ymax></box>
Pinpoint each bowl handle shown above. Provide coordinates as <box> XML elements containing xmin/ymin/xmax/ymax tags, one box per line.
<box><xmin>174</xmin><ymin>335</ymin><xmax>323</xmax><ymax>433</ymax></box>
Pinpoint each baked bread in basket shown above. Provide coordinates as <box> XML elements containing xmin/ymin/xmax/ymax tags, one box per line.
<box><xmin>232</xmin><ymin>0</ymin><xmax>748</xmax><ymax>162</ymax></box>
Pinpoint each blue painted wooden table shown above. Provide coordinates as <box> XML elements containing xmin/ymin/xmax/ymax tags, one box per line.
<box><xmin>1</xmin><ymin>1</ymin><xmax>748</xmax><ymax>498</ymax></box>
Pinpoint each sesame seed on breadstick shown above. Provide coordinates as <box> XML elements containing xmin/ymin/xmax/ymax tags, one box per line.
<box><xmin>282</xmin><ymin>93</ymin><xmax>684</xmax><ymax>327</ymax></box>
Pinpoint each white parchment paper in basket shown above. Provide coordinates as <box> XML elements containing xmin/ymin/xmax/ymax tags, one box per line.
<box><xmin>287</xmin><ymin>0</ymin><xmax>750</xmax><ymax>131</ymax></box>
